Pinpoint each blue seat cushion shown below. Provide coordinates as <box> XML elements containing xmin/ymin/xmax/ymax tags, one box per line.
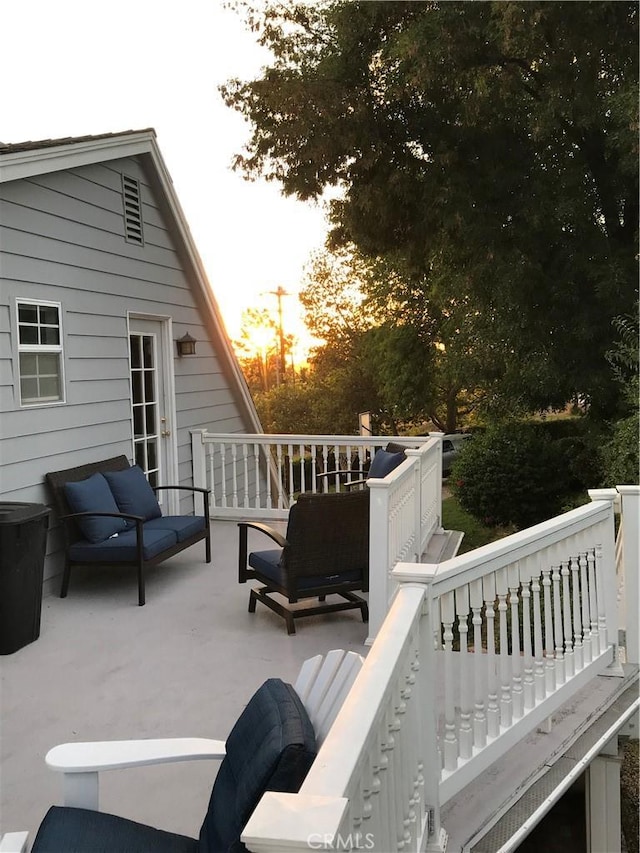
<box><xmin>103</xmin><ymin>465</ymin><xmax>162</xmax><ymax>522</ymax></box>
<box><xmin>64</xmin><ymin>473</ymin><xmax>128</xmax><ymax>543</ymax></box>
<box><xmin>249</xmin><ymin>549</ymin><xmax>361</xmax><ymax>592</ymax></box>
<box><xmin>69</xmin><ymin>527</ymin><xmax>178</xmax><ymax>562</ymax></box>
<box><xmin>145</xmin><ymin>515</ymin><xmax>205</xmax><ymax>542</ymax></box>
<box><xmin>368</xmin><ymin>448</ymin><xmax>406</xmax><ymax>479</ymax></box>
<box><xmin>31</xmin><ymin>805</ymin><xmax>198</xmax><ymax>853</ymax></box>
<box><xmin>199</xmin><ymin>678</ymin><xmax>316</xmax><ymax>853</ymax></box>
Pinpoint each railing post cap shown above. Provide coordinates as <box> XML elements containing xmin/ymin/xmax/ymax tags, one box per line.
<box><xmin>588</xmin><ymin>488</ymin><xmax>619</xmax><ymax>503</ymax></box>
<box><xmin>617</xmin><ymin>485</ymin><xmax>640</xmax><ymax>496</ymax></box>
<box><xmin>241</xmin><ymin>792</ymin><xmax>349</xmax><ymax>850</ymax></box>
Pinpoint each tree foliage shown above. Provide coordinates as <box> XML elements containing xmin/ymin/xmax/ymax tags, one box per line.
<box><xmin>223</xmin><ymin>1</ymin><xmax>638</xmax><ymax>417</ymax></box>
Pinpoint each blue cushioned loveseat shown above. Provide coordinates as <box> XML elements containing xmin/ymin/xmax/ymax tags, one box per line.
<box><xmin>46</xmin><ymin>456</ymin><xmax>211</xmax><ymax>606</ymax></box>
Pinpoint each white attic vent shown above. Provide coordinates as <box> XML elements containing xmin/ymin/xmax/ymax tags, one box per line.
<box><xmin>122</xmin><ymin>174</ymin><xmax>144</xmax><ymax>245</ymax></box>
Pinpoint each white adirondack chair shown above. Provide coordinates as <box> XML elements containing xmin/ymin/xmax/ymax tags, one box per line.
<box><xmin>0</xmin><ymin>649</ymin><xmax>364</xmax><ymax>851</ymax></box>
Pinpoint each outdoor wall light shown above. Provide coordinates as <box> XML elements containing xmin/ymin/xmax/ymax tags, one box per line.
<box><xmin>176</xmin><ymin>332</ymin><xmax>197</xmax><ymax>357</ymax></box>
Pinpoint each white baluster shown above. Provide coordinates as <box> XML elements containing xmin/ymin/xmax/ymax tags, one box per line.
<box><xmin>231</xmin><ymin>443</ymin><xmax>238</xmax><ymax>508</ymax></box>
<box><xmin>531</xmin><ymin>562</ymin><xmax>546</xmax><ymax>702</ymax></box>
<box><xmin>595</xmin><ymin>542</ymin><xmax>608</xmax><ymax>655</ymax></box>
<box><xmin>542</xmin><ymin>566</ymin><xmax>556</xmax><ymax>694</ymax></box>
<box><xmin>276</xmin><ymin>445</ymin><xmax>284</xmax><ymax>509</ymax></box>
<box><xmin>247</xmin><ymin>442</ymin><xmax>258</xmax><ymax>509</ymax></box>
<box><xmin>561</xmin><ymin>559</ymin><xmax>574</xmax><ymax>678</ymax></box>
<box><xmin>207</xmin><ymin>443</ymin><xmax>216</xmax><ymax>509</ymax></box>
<box><xmin>496</xmin><ymin>567</ymin><xmax>512</xmax><ymax>728</ymax></box>
<box><xmin>571</xmin><ymin>553</ymin><xmax>584</xmax><ymax>671</ymax></box>
<box><xmin>508</xmin><ymin>562</ymin><xmax>523</xmax><ymax>720</ymax></box>
<box><xmin>580</xmin><ymin>552</ymin><xmax>593</xmax><ymax>662</ymax></box>
<box><xmin>456</xmin><ymin>584</ymin><xmax>473</xmax><ymax>759</ymax></box>
<box><xmin>441</xmin><ymin>590</ymin><xmax>458</xmax><ymax>771</ymax></box>
<box><xmin>519</xmin><ymin>559</ymin><xmax>535</xmax><ymax>711</ymax></box>
<box><xmin>470</xmin><ymin>578</ymin><xmax>486</xmax><ymax>748</ymax></box>
<box><xmin>552</xmin><ymin>563</ymin><xmax>565</xmax><ymax>685</ymax></box>
<box><xmin>219</xmin><ymin>443</ymin><xmax>228</xmax><ymax>508</ymax></box>
<box><xmin>588</xmin><ymin>548</ymin><xmax>600</xmax><ymax>655</ymax></box>
<box><xmin>483</xmin><ymin>573</ymin><xmax>499</xmax><ymax>738</ymax></box>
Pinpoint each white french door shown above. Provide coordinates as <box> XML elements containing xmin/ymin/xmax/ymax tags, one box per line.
<box><xmin>128</xmin><ymin>316</ymin><xmax>177</xmax><ymax>508</ymax></box>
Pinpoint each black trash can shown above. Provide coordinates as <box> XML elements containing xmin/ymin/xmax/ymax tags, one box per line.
<box><xmin>0</xmin><ymin>502</ymin><xmax>50</xmax><ymax>654</ymax></box>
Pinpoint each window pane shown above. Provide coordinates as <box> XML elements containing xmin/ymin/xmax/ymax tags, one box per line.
<box><xmin>144</xmin><ymin>370</ymin><xmax>155</xmax><ymax>401</ymax></box>
<box><xmin>130</xmin><ymin>336</ymin><xmax>141</xmax><ymax>370</ymax></box>
<box><xmin>135</xmin><ymin>443</ymin><xmax>146</xmax><ymax>470</ymax></box>
<box><xmin>147</xmin><ymin>440</ymin><xmax>157</xmax><ymax>470</ymax></box>
<box><xmin>39</xmin><ymin>375</ymin><xmax>61</xmax><ymax>399</ymax></box>
<box><xmin>18</xmin><ymin>305</ymin><xmax>38</xmax><ymax>324</ymax></box>
<box><xmin>131</xmin><ymin>371</ymin><xmax>143</xmax><ymax>404</ymax></box>
<box><xmin>142</xmin><ymin>336</ymin><xmax>154</xmax><ymax>369</ymax></box>
<box><xmin>38</xmin><ymin>352</ymin><xmax>60</xmax><ymax>373</ymax></box>
<box><xmin>19</xmin><ymin>326</ymin><xmax>38</xmax><ymax>345</ymax></box>
<box><xmin>39</xmin><ymin>305</ymin><xmax>59</xmax><ymax>325</ymax></box>
<box><xmin>20</xmin><ymin>376</ymin><xmax>38</xmax><ymax>400</ymax></box>
<box><xmin>40</xmin><ymin>326</ymin><xmax>60</xmax><ymax>345</ymax></box>
<box><xmin>145</xmin><ymin>405</ymin><xmax>156</xmax><ymax>435</ymax></box>
<box><xmin>133</xmin><ymin>406</ymin><xmax>144</xmax><ymax>437</ymax></box>
<box><xmin>19</xmin><ymin>352</ymin><xmax>38</xmax><ymax>374</ymax></box>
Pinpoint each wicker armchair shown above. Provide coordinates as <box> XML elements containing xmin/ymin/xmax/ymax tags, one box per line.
<box><xmin>238</xmin><ymin>490</ymin><xmax>370</xmax><ymax>634</ymax></box>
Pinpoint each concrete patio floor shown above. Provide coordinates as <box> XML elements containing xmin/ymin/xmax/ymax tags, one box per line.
<box><xmin>0</xmin><ymin>520</ymin><xmax>370</xmax><ymax>844</ymax></box>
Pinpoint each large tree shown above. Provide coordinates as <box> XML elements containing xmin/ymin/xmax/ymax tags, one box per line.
<box><xmin>223</xmin><ymin>1</ymin><xmax>638</xmax><ymax>416</ymax></box>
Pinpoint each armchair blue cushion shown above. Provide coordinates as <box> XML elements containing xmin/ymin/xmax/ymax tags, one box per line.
<box><xmin>368</xmin><ymin>448</ymin><xmax>406</xmax><ymax>479</ymax></box>
<box><xmin>63</xmin><ymin>473</ymin><xmax>128</xmax><ymax>544</ymax></box>
<box><xmin>31</xmin><ymin>678</ymin><xmax>316</xmax><ymax>853</ymax></box>
<box><xmin>103</xmin><ymin>465</ymin><xmax>162</xmax><ymax>521</ymax></box>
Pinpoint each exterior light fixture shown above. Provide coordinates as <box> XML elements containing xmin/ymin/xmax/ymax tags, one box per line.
<box><xmin>176</xmin><ymin>332</ymin><xmax>197</xmax><ymax>357</ymax></box>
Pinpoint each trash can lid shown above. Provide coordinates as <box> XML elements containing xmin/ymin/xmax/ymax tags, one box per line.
<box><xmin>0</xmin><ymin>502</ymin><xmax>50</xmax><ymax>524</ymax></box>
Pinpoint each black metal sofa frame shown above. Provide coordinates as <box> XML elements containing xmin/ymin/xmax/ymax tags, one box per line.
<box><xmin>46</xmin><ymin>456</ymin><xmax>211</xmax><ymax>606</ymax></box>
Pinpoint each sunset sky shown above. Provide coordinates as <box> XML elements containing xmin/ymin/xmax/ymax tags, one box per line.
<box><xmin>2</xmin><ymin>0</ymin><xmax>329</xmax><ymax>355</ymax></box>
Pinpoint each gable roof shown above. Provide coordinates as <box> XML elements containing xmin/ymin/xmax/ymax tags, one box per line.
<box><xmin>0</xmin><ymin>128</ymin><xmax>263</xmax><ymax>434</ymax></box>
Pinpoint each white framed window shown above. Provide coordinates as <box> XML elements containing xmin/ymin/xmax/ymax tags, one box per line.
<box><xmin>17</xmin><ymin>299</ymin><xmax>65</xmax><ymax>406</ymax></box>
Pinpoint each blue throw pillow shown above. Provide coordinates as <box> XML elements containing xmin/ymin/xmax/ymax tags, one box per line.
<box><xmin>103</xmin><ymin>466</ymin><xmax>162</xmax><ymax>521</ymax></box>
<box><xmin>368</xmin><ymin>448</ymin><xmax>406</xmax><ymax>479</ymax></box>
<box><xmin>64</xmin><ymin>473</ymin><xmax>129</xmax><ymax>543</ymax></box>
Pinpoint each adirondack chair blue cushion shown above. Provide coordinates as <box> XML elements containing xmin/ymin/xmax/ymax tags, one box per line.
<box><xmin>103</xmin><ymin>465</ymin><xmax>162</xmax><ymax>522</ymax></box>
<box><xmin>145</xmin><ymin>515</ymin><xmax>206</xmax><ymax>542</ymax></box>
<box><xmin>69</xmin><ymin>528</ymin><xmax>177</xmax><ymax>562</ymax></box>
<box><xmin>32</xmin><ymin>806</ymin><xmax>198</xmax><ymax>853</ymax></box>
<box><xmin>199</xmin><ymin>677</ymin><xmax>317</xmax><ymax>852</ymax></box>
<box><xmin>63</xmin><ymin>473</ymin><xmax>129</xmax><ymax>544</ymax></box>
<box><xmin>249</xmin><ymin>550</ymin><xmax>362</xmax><ymax>591</ymax></box>
<box><xmin>31</xmin><ymin>679</ymin><xmax>315</xmax><ymax>853</ymax></box>
<box><xmin>368</xmin><ymin>448</ymin><xmax>406</xmax><ymax>479</ymax></box>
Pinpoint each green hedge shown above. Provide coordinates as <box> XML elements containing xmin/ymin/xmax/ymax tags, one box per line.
<box><xmin>451</xmin><ymin>421</ymin><xmax>586</xmax><ymax>530</ymax></box>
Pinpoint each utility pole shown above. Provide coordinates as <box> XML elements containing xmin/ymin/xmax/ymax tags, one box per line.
<box><xmin>266</xmin><ymin>286</ymin><xmax>290</xmax><ymax>384</ymax></box>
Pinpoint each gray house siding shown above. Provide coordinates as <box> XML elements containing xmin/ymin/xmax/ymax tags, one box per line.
<box><xmin>0</xmin><ymin>147</ymin><xmax>258</xmax><ymax>588</ymax></box>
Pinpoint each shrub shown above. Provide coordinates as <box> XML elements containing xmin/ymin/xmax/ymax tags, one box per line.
<box><xmin>599</xmin><ymin>412</ymin><xmax>640</xmax><ymax>486</ymax></box>
<box><xmin>451</xmin><ymin>422</ymin><xmax>576</xmax><ymax>529</ymax></box>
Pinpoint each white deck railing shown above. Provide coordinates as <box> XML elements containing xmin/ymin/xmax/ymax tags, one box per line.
<box><xmin>191</xmin><ymin>431</ymin><xmax>438</xmax><ymax>518</ymax></box>
<box><xmin>243</xmin><ymin>489</ymin><xmax>629</xmax><ymax>853</ymax></box>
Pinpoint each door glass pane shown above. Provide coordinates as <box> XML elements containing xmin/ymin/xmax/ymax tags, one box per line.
<box><xmin>144</xmin><ymin>370</ymin><xmax>154</xmax><ymax>401</ymax></box>
<box><xmin>142</xmin><ymin>336</ymin><xmax>153</xmax><ymax>368</ymax></box>
<box><xmin>145</xmin><ymin>404</ymin><xmax>156</xmax><ymax>435</ymax></box>
<box><xmin>130</xmin><ymin>336</ymin><xmax>141</xmax><ymax>370</ymax></box>
<box><xmin>131</xmin><ymin>372</ymin><xmax>143</xmax><ymax>404</ymax></box>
